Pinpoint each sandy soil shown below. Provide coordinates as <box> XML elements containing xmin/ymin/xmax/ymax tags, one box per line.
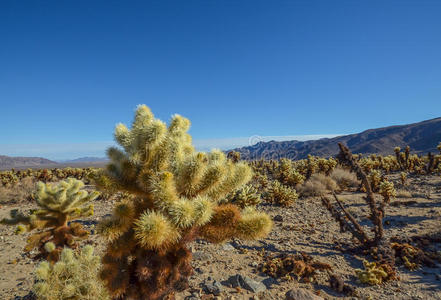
<box><xmin>1</xmin><ymin>174</ymin><xmax>440</xmax><ymax>300</ymax></box>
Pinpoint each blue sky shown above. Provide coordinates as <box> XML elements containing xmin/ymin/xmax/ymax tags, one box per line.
<box><xmin>1</xmin><ymin>0</ymin><xmax>440</xmax><ymax>160</ymax></box>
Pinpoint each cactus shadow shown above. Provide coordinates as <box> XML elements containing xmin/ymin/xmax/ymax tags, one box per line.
<box><xmin>69</xmin><ymin>219</ymin><xmax>98</xmax><ymax>226</ymax></box>
<box><xmin>383</xmin><ymin>215</ymin><xmax>430</xmax><ymax>229</ymax></box>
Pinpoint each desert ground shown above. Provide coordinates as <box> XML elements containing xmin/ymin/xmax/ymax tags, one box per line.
<box><xmin>1</xmin><ymin>172</ymin><xmax>440</xmax><ymax>300</ymax></box>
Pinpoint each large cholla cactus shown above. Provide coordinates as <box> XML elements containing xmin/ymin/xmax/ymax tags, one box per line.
<box><xmin>98</xmin><ymin>105</ymin><xmax>272</xmax><ymax>299</ymax></box>
<box><xmin>1</xmin><ymin>178</ymin><xmax>97</xmax><ymax>262</ymax></box>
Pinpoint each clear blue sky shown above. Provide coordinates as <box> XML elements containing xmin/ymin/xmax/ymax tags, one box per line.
<box><xmin>1</xmin><ymin>0</ymin><xmax>440</xmax><ymax>159</ymax></box>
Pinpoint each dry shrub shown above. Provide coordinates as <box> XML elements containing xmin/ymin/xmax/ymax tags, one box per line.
<box><xmin>298</xmin><ymin>173</ymin><xmax>337</xmax><ymax>197</ymax></box>
<box><xmin>396</xmin><ymin>189</ymin><xmax>412</xmax><ymax>198</ymax></box>
<box><xmin>0</xmin><ymin>177</ymin><xmax>36</xmax><ymax>204</ymax></box>
<box><xmin>331</xmin><ymin>167</ymin><xmax>360</xmax><ymax>190</ymax></box>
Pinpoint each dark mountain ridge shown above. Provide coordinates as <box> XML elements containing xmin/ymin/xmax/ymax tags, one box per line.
<box><xmin>232</xmin><ymin>117</ymin><xmax>441</xmax><ymax>160</ymax></box>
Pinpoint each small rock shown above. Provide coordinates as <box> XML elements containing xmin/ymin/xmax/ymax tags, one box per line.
<box><xmin>226</xmin><ymin>274</ymin><xmax>242</xmax><ymax>288</ymax></box>
<box><xmin>285</xmin><ymin>288</ymin><xmax>324</xmax><ymax>300</ymax></box>
<box><xmin>273</xmin><ymin>215</ymin><xmax>283</xmax><ymax>222</ymax></box>
<box><xmin>241</xmin><ymin>276</ymin><xmax>266</xmax><ymax>293</ymax></box>
<box><xmin>203</xmin><ymin>280</ymin><xmax>224</xmax><ymax>296</ymax></box>
<box><xmin>222</xmin><ymin>243</ymin><xmax>235</xmax><ymax>251</ymax></box>
<box><xmin>225</xmin><ymin>274</ymin><xmax>266</xmax><ymax>293</ymax></box>
<box><xmin>262</xmin><ymin>277</ymin><xmax>277</xmax><ymax>289</ymax></box>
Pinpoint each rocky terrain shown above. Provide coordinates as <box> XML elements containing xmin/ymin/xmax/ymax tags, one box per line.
<box><xmin>1</xmin><ymin>174</ymin><xmax>440</xmax><ymax>300</ymax></box>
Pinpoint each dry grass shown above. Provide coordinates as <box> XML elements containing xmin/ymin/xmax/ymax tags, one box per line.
<box><xmin>396</xmin><ymin>189</ymin><xmax>412</xmax><ymax>198</ymax></box>
<box><xmin>0</xmin><ymin>177</ymin><xmax>36</xmax><ymax>204</ymax></box>
<box><xmin>330</xmin><ymin>167</ymin><xmax>360</xmax><ymax>190</ymax></box>
<box><xmin>298</xmin><ymin>173</ymin><xmax>337</xmax><ymax>197</ymax></box>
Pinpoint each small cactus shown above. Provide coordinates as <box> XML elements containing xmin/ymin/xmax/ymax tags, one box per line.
<box><xmin>399</xmin><ymin>172</ymin><xmax>407</xmax><ymax>185</ymax></box>
<box><xmin>227</xmin><ymin>184</ymin><xmax>261</xmax><ymax>208</ymax></box>
<box><xmin>265</xmin><ymin>180</ymin><xmax>298</xmax><ymax>207</ymax></box>
<box><xmin>379</xmin><ymin>180</ymin><xmax>396</xmax><ymax>203</ymax></box>
<box><xmin>33</xmin><ymin>245</ymin><xmax>109</xmax><ymax>300</ymax></box>
<box><xmin>367</xmin><ymin>170</ymin><xmax>382</xmax><ymax>192</ymax></box>
<box><xmin>1</xmin><ymin>178</ymin><xmax>98</xmax><ymax>262</ymax></box>
<box><xmin>355</xmin><ymin>260</ymin><xmax>389</xmax><ymax>285</ymax></box>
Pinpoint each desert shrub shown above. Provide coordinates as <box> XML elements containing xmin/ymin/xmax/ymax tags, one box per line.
<box><xmin>33</xmin><ymin>245</ymin><xmax>109</xmax><ymax>300</ymax></box>
<box><xmin>96</xmin><ymin>105</ymin><xmax>272</xmax><ymax>299</ymax></box>
<box><xmin>330</xmin><ymin>167</ymin><xmax>360</xmax><ymax>190</ymax></box>
<box><xmin>298</xmin><ymin>173</ymin><xmax>337</xmax><ymax>197</ymax></box>
<box><xmin>0</xmin><ymin>177</ymin><xmax>36</xmax><ymax>204</ymax></box>
<box><xmin>227</xmin><ymin>184</ymin><xmax>261</xmax><ymax>208</ymax></box>
<box><xmin>1</xmin><ymin>178</ymin><xmax>98</xmax><ymax>262</ymax></box>
<box><xmin>265</xmin><ymin>180</ymin><xmax>298</xmax><ymax>207</ymax></box>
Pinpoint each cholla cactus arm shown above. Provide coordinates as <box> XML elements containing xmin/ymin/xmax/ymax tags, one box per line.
<box><xmin>98</xmin><ymin>105</ymin><xmax>272</xmax><ymax>300</ymax></box>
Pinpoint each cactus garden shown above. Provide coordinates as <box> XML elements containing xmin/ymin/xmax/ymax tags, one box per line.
<box><xmin>0</xmin><ymin>106</ymin><xmax>440</xmax><ymax>300</ymax></box>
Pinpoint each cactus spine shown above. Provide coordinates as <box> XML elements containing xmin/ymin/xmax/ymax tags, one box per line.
<box><xmin>98</xmin><ymin>105</ymin><xmax>272</xmax><ymax>299</ymax></box>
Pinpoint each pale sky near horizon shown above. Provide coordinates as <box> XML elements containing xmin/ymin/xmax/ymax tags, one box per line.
<box><xmin>0</xmin><ymin>134</ymin><xmax>342</xmax><ymax>160</ymax></box>
<box><xmin>1</xmin><ymin>1</ymin><xmax>440</xmax><ymax>159</ymax></box>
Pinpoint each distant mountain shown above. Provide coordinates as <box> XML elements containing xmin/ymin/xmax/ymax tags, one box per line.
<box><xmin>60</xmin><ymin>157</ymin><xmax>109</xmax><ymax>163</ymax></box>
<box><xmin>0</xmin><ymin>155</ymin><xmax>57</xmax><ymax>170</ymax></box>
<box><xmin>232</xmin><ymin>117</ymin><xmax>441</xmax><ymax>160</ymax></box>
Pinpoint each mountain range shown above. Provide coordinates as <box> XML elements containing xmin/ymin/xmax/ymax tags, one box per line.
<box><xmin>1</xmin><ymin>117</ymin><xmax>441</xmax><ymax>169</ymax></box>
<box><xmin>0</xmin><ymin>156</ymin><xmax>57</xmax><ymax>170</ymax></box>
<box><xmin>232</xmin><ymin>117</ymin><xmax>441</xmax><ymax>160</ymax></box>
<box><xmin>0</xmin><ymin>156</ymin><xmax>108</xmax><ymax>170</ymax></box>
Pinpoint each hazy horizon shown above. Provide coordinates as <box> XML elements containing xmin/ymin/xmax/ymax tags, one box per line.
<box><xmin>0</xmin><ymin>134</ymin><xmax>342</xmax><ymax>161</ymax></box>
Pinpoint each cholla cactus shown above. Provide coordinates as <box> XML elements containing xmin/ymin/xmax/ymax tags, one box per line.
<box><xmin>355</xmin><ymin>260</ymin><xmax>389</xmax><ymax>285</ymax></box>
<box><xmin>379</xmin><ymin>180</ymin><xmax>396</xmax><ymax>204</ymax></box>
<box><xmin>97</xmin><ymin>105</ymin><xmax>272</xmax><ymax>299</ymax></box>
<box><xmin>317</xmin><ymin>157</ymin><xmax>337</xmax><ymax>175</ymax></box>
<box><xmin>400</xmin><ymin>172</ymin><xmax>407</xmax><ymax>186</ymax></box>
<box><xmin>33</xmin><ymin>245</ymin><xmax>109</xmax><ymax>300</ymax></box>
<box><xmin>277</xmin><ymin>158</ymin><xmax>305</xmax><ymax>186</ymax></box>
<box><xmin>265</xmin><ymin>180</ymin><xmax>298</xmax><ymax>207</ymax></box>
<box><xmin>228</xmin><ymin>184</ymin><xmax>261</xmax><ymax>208</ymax></box>
<box><xmin>1</xmin><ymin>178</ymin><xmax>97</xmax><ymax>262</ymax></box>
<box><xmin>367</xmin><ymin>170</ymin><xmax>382</xmax><ymax>192</ymax></box>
